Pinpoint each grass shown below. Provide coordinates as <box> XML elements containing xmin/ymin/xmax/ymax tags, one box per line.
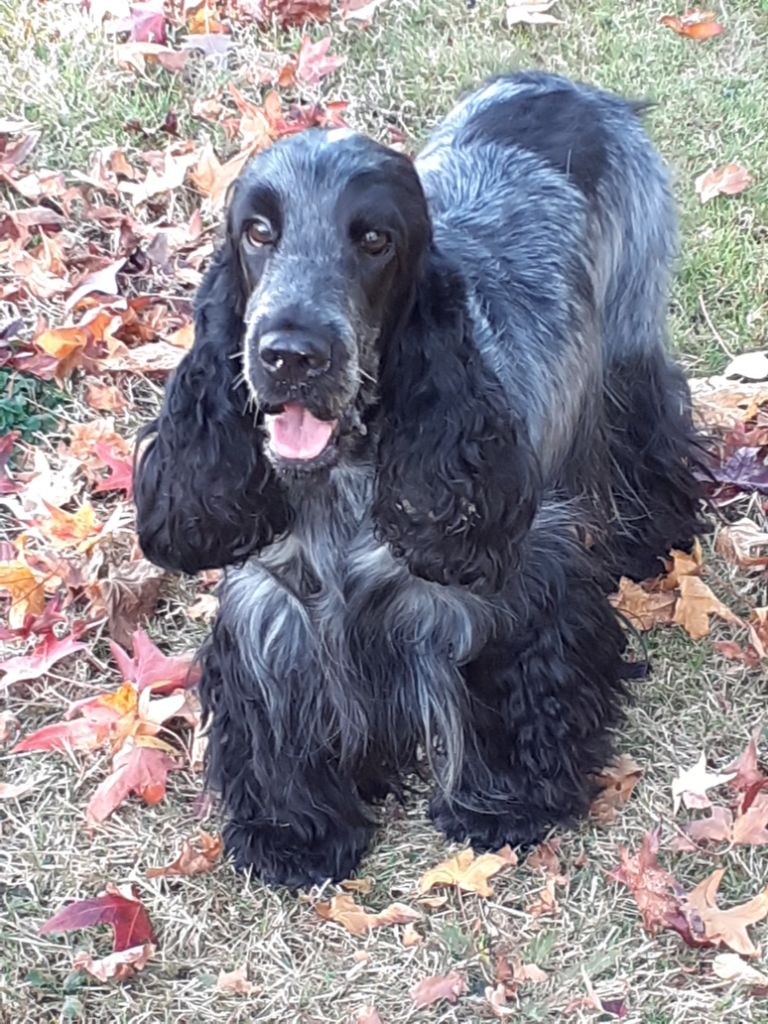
<box><xmin>1</xmin><ymin>1</ymin><xmax>768</xmax><ymax>1022</ymax></box>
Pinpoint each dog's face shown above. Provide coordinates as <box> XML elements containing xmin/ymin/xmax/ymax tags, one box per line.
<box><xmin>228</xmin><ymin>129</ymin><xmax>431</xmax><ymax>475</ymax></box>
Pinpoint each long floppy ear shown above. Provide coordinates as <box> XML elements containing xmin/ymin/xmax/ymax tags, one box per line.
<box><xmin>373</xmin><ymin>250</ymin><xmax>541</xmax><ymax>592</ymax></box>
<box><xmin>134</xmin><ymin>239</ymin><xmax>288</xmax><ymax>574</ymax></box>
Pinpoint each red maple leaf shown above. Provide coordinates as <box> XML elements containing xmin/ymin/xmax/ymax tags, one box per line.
<box><xmin>295</xmin><ymin>35</ymin><xmax>346</xmax><ymax>86</ymax></box>
<box><xmin>92</xmin><ymin>440</ymin><xmax>133</xmax><ymax>497</ymax></box>
<box><xmin>40</xmin><ymin>882</ymin><xmax>156</xmax><ymax>952</ymax></box>
<box><xmin>0</xmin><ymin>632</ymin><xmax>86</xmax><ymax>688</ymax></box>
<box><xmin>108</xmin><ymin>628</ymin><xmax>199</xmax><ymax>694</ymax></box>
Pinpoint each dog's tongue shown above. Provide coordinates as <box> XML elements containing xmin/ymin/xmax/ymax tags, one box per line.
<box><xmin>265</xmin><ymin>403</ymin><xmax>336</xmax><ymax>460</ymax></box>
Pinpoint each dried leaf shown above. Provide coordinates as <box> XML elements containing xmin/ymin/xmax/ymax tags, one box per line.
<box><xmin>526</xmin><ymin>877</ymin><xmax>559</xmax><ymax>917</ymax></box>
<box><xmin>108</xmin><ymin>628</ymin><xmax>198</xmax><ymax>694</ymax></box>
<box><xmin>96</xmin><ymin>558</ymin><xmax>165</xmax><ymax>648</ymax></box>
<box><xmin>84</xmin><ymin>381</ymin><xmax>128</xmax><ymax>413</ymax></box>
<box><xmin>506</xmin><ymin>1</ymin><xmax>563</xmax><ymax>27</ymax></box>
<box><xmin>411</xmin><ymin>971</ymin><xmax>467</xmax><ymax>1009</ymax></box>
<box><xmin>672</xmin><ymin>751</ymin><xmax>736</xmax><ymax>813</ymax></box>
<box><xmin>419</xmin><ymin>846</ymin><xmax>517</xmax><ymax>898</ymax></box>
<box><xmin>314</xmin><ymin>894</ymin><xmax>422</xmax><ymax>936</ymax></box>
<box><xmin>685</xmin><ymin>805</ymin><xmax>734</xmax><ymax>843</ymax></box>
<box><xmin>590</xmin><ymin>754</ymin><xmax>644</xmax><ymax>824</ymax></box>
<box><xmin>525</xmin><ymin>839</ymin><xmax>562</xmax><ymax>877</ymax></box>
<box><xmin>41</xmin><ymin>883</ymin><xmax>156</xmax><ymax>952</ymax></box>
<box><xmin>216</xmin><ymin>964</ymin><xmax>256</xmax><ymax>995</ymax></box>
<box><xmin>295</xmin><ymin>35</ymin><xmax>346</xmax><ymax>86</ymax></box>
<box><xmin>340</xmin><ymin>0</ymin><xmax>388</xmax><ymax>26</ymax></box>
<box><xmin>610</xmin><ymin>576</ymin><xmax>676</xmax><ymax>631</ymax></box>
<box><xmin>0</xmin><ymin>777</ymin><xmax>37</xmax><ymax>800</ymax></box>
<box><xmin>725</xmin><ymin>725</ymin><xmax>766</xmax><ymax>791</ymax></box>
<box><xmin>0</xmin><ymin>632</ymin><xmax>86</xmax><ymax>688</ymax></box>
<box><xmin>725</xmin><ymin>351</ymin><xmax>768</xmax><ymax>382</ymax></box>
<box><xmin>695</xmin><ymin>163</ymin><xmax>752</xmax><ymax>203</ymax></box>
<box><xmin>0</xmin><ymin>559</ymin><xmax>46</xmax><ymax>628</ymax></box>
<box><xmin>355</xmin><ymin>1008</ymin><xmax>383</xmax><ymax>1024</ymax></box>
<box><xmin>85</xmin><ymin>738</ymin><xmax>178</xmax><ymax>824</ymax></box>
<box><xmin>340</xmin><ymin>877</ymin><xmax>373</xmax><ymax>895</ymax></box>
<box><xmin>401</xmin><ymin>922</ymin><xmax>423</xmax><ymax>947</ymax></box>
<box><xmin>72</xmin><ymin>942</ymin><xmax>155</xmax><ymax>982</ymax></box>
<box><xmin>687</xmin><ymin>868</ymin><xmax>768</xmax><ymax>957</ymax></box>
<box><xmin>712</xmin><ymin>952</ymin><xmax>768</xmax><ymax>986</ymax></box>
<box><xmin>146</xmin><ymin>831</ymin><xmax>223</xmax><ymax>877</ymax></box>
<box><xmin>672</xmin><ymin>575</ymin><xmax>741</xmax><ymax>640</ymax></box>
<box><xmin>715</xmin><ymin>520</ymin><xmax>768</xmax><ymax>570</ymax></box>
<box><xmin>659</xmin><ymin>9</ymin><xmax>724</xmax><ymax>40</ymax></box>
<box><xmin>731</xmin><ymin>794</ymin><xmax>768</xmax><ymax>846</ymax></box>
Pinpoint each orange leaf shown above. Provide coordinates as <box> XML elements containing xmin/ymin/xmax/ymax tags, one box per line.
<box><xmin>314</xmin><ymin>893</ymin><xmax>422</xmax><ymax>936</ymax></box>
<box><xmin>38</xmin><ymin>501</ymin><xmax>102</xmax><ymax>553</ymax></box>
<box><xmin>659</xmin><ymin>9</ymin><xmax>724</xmax><ymax>40</ymax></box>
<box><xmin>84</xmin><ymin>381</ymin><xmax>128</xmax><ymax>413</ymax></box>
<box><xmin>672</xmin><ymin>575</ymin><xmax>741</xmax><ymax>640</ymax></box>
<box><xmin>687</xmin><ymin>869</ymin><xmax>768</xmax><ymax>957</ymax></box>
<box><xmin>0</xmin><ymin>559</ymin><xmax>46</xmax><ymax>629</ymax></box>
<box><xmin>216</xmin><ymin>964</ymin><xmax>256</xmax><ymax>995</ymax></box>
<box><xmin>419</xmin><ymin>845</ymin><xmax>517</xmax><ymax>898</ymax></box>
<box><xmin>146</xmin><ymin>831</ymin><xmax>223</xmax><ymax>877</ymax></box>
<box><xmin>86</xmin><ymin>738</ymin><xmax>178</xmax><ymax>824</ymax></box>
<box><xmin>411</xmin><ymin>971</ymin><xmax>467</xmax><ymax>1009</ymax></box>
<box><xmin>609</xmin><ymin>576</ymin><xmax>676</xmax><ymax>631</ymax></box>
<box><xmin>590</xmin><ymin>753</ymin><xmax>644</xmax><ymax>824</ymax></box>
<box><xmin>695</xmin><ymin>162</ymin><xmax>752</xmax><ymax>203</ymax></box>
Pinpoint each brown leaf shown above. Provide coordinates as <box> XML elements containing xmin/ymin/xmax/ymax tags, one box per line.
<box><xmin>685</xmin><ymin>805</ymin><xmax>734</xmax><ymax>843</ymax></box>
<box><xmin>672</xmin><ymin>751</ymin><xmax>736</xmax><ymax>813</ymax></box>
<box><xmin>590</xmin><ymin>753</ymin><xmax>644</xmax><ymax>824</ymax></box>
<box><xmin>610</xmin><ymin>829</ymin><xmax>707</xmax><ymax>945</ymax></box>
<box><xmin>401</xmin><ymin>921</ymin><xmax>423</xmax><ymax>947</ymax></box>
<box><xmin>686</xmin><ymin>868</ymin><xmax>768</xmax><ymax>957</ymax></box>
<box><xmin>314</xmin><ymin>894</ymin><xmax>422</xmax><ymax>936</ymax></box>
<box><xmin>715</xmin><ymin>520</ymin><xmax>768</xmax><ymax>570</ymax></box>
<box><xmin>355</xmin><ymin>1008</ymin><xmax>383</xmax><ymax>1024</ymax></box>
<box><xmin>411</xmin><ymin>971</ymin><xmax>467</xmax><ymax>1009</ymax></box>
<box><xmin>496</xmin><ymin>955</ymin><xmax>548</xmax><ymax>998</ymax></box>
<box><xmin>216</xmin><ymin>964</ymin><xmax>256</xmax><ymax>995</ymax></box>
<box><xmin>610</xmin><ymin>576</ymin><xmax>676</xmax><ymax>631</ymax></box>
<box><xmin>84</xmin><ymin>381</ymin><xmax>128</xmax><ymax>413</ymax></box>
<box><xmin>340</xmin><ymin>877</ymin><xmax>373</xmax><ymax>895</ymax></box>
<box><xmin>526</xmin><ymin>877</ymin><xmax>559</xmax><ymax>917</ymax></box>
<box><xmin>419</xmin><ymin>846</ymin><xmax>517</xmax><ymax>898</ymax></box>
<box><xmin>712</xmin><ymin>640</ymin><xmax>762</xmax><ymax>669</ymax></box>
<box><xmin>525</xmin><ymin>839</ymin><xmax>562</xmax><ymax>877</ymax></box>
<box><xmin>146</xmin><ymin>831</ymin><xmax>223</xmax><ymax>878</ymax></box>
<box><xmin>731</xmin><ymin>794</ymin><xmax>768</xmax><ymax>846</ymax></box>
<box><xmin>95</xmin><ymin>558</ymin><xmax>166</xmax><ymax>650</ymax></box>
<box><xmin>695</xmin><ymin>163</ymin><xmax>752</xmax><ymax>203</ymax></box>
<box><xmin>72</xmin><ymin>942</ymin><xmax>155</xmax><ymax>982</ymax></box>
<box><xmin>659</xmin><ymin>9</ymin><xmax>724</xmax><ymax>40</ymax></box>
<box><xmin>726</xmin><ymin>725</ymin><xmax>766</xmax><ymax>792</ymax></box>
<box><xmin>672</xmin><ymin>575</ymin><xmax>741</xmax><ymax>640</ymax></box>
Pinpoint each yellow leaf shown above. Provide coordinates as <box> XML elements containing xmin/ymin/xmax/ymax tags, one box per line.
<box><xmin>314</xmin><ymin>894</ymin><xmax>422</xmax><ymax>936</ymax></box>
<box><xmin>419</xmin><ymin>846</ymin><xmax>517</xmax><ymax>898</ymax></box>
<box><xmin>673</xmin><ymin>575</ymin><xmax>742</xmax><ymax>640</ymax></box>
<box><xmin>0</xmin><ymin>559</ymin><xmax>46</xmax><ymax>628</ymax></box>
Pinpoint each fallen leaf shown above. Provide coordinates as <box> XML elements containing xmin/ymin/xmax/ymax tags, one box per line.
<box><xmin>712</xmin><ymin>640</ymin><xmax>762</xmax><ymax>669</ymax></box>
<box><xmin>84</xmin><ymin>381</ymin><xmax>128</xmax><ymax>413</ymax></box>
<box><xmin>0</xmin><ymin>777</ymin><xmax>37</xmax><ymax>800</ymax></box>
<box><xmin>672</xmin><ymin>751</ymin><xmax>736</xmax><ymax>813</ymax></box>
<box><xmin>216</xmin><ymin>964</ymin><xmax>256</xmax><ymax>995</ymax></box>
<box><xmin>412</xmin><ymin>971</ymin><xmax>467</xmax><ymax>1009</ymax></box>
<box><xmin>695</xmin><ymin>163</ymin><xmax>752</xmax><ymax>203</ymax></box>
<box><xmin>731</xmin><ymin>794</ymin><xmax>768</xmax><ymax>846</ymax></box>
<box><xmin>610</xmin><ymin>576</ymin><xmax>676</xmax><ymax>631</ymax></box>
<box><xmin>65</xmin><ymin>258</ymin><xmax>125</xmax><ymax>311</ymax></box>
<box><xmin>659</xmin><ymin>9</ymin><xmax>724</xmax><ymax>40</ymax></box>
<box><xmin>314</xmin><ymin>894</ymin><xmax>422</xmax><ymax>936</ymax></box>
<box><xmin>0</xmin><ymin>632</ymin><xmax>86</xmax><ymax>688</ymax></box>
<box><xmin>726</xmin><ymin>725</ymin><xmax>766</xmax><ymax>791</ymax></box>
<box><xmin>712</xmin><ymin>952</ymin><xmax>768</xmax><ymax>986</ymax></box>
<box><xmin>0</xmin><ymin>711</ymin><xmax>18</xmax><ymax>743</ymax></box>
<box><xmin>610</xmin><ymin>829</ymin><xmax>707</xmax><ymax>946</ymax></box>
<box><xmin>72</xmin><ymin>942</ymin><xmax>155</xmax><ymax>983</ymax></box>
<box><xmin>115</xmin><ymin>41</ymin><xmax>190</xmax><ymax>74</ymax></box>
<box><xmin>146</xmin><ymin>831</ymin><xmax>223</xmax><ymax>877</ymax></box>
<box><xmin>86</xmin><ymin>738</ymin><xmax>178</xmax><ymax>824</ymax></box>
<box><xmin>685</xmin><ymin>805</ymin><xmax>734</xmax><ymax>843</ymax></box>
<box><xmin>253</xmin><ymin>0</ymin><xmax>331</xmax><ymax>28</ymax></box>
<box><xmin>0</xmin><ymin>431</ymin><xmax>20</xmax><ymax>495</ymax></box>
<box><xmin>673</xmin><ymin>575</ymin><xmax>741</xmax><ymax>640</ymax></box>
<box><xmin>525</xmin><ymin>839</ymin><xmax>563</xmax><ymax>877</ymax></box>
<box><xmin>295</xmin><ymin>35</ymin><xmax>346</xmax><ymax>86</ymax></box>
<box><xmin>419</xmin><ymin>846</ymin><xmax>517</xmax><ymax>898</ymax></box>
<box><xmin>41</xmin><ymin>882</ymin><xmax>156</xmax><ymax>952</ymax></box>
<box><xmin>340</xmin><ymin>0</ymin><xmax>388</xmax><ymax>26</ymax></box>
<box><xmin>355</xmin><ymin>1008</ymin><xmax>383</xmax><ymax>1024</ymax></box>
<box><xmin>526</xmin><ymin>877</ymin><xmax>559</xmax><ymax>917</ymax></box>
<box><xmin>108</xmin><ymin>628</ymin><xmax>198</xmax><ymax>694</ymax></box>
<box><xmin>725</xmin><ymin>351</ymin><xmax>768</xmax><ymax>382</ymax></box>
<box><xmin>687</xmin><ymin>868</ymin><xmax>768</xmax><ymax>957</ymax></box>
<box><xmin>506</xmin><ymin>0</ymin><xmax>563</xmax><ymax>27</ymax></box>
<box><xmin>715</xmin><ymin>520</ymin><xmax>768</xmax><ymax>570</ymax></box>
<box><xmin>94</xmin><ymin>558</ymin><xmax>165</xmax><ymax>649</ymax></box>
<box><xmin>37</xmin><ymin>501</ymin><xmax>102</xmax><ymax>552</ymax></box>
<box><xmin>0</xmin><ymin>559</ymin><xmax>46</xmax><ymax>628</ymax></box>
<box><xmin>401</xmin><ymin>921</ymin><xmax>422</xmax><ymax>947</ymax></box>
<box><xmin>496</xmin><ymin>955</ymin><xmax>549</xmax><ymax>998</ymax></box>
<box><xmin>340</xmin><ymin>877</ymin><xmax>373</xmax><ymax>895</ymax></box>
<box><xmin>590</xmin><ymin>754</ymin><xmax>644</xmax><ymax>824</ymax></box>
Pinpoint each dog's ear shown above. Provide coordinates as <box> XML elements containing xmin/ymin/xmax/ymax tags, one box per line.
<box><xmin>134</xmin><ymin>236</ymin><xmax>288</xmax><ymax>574</ymax></box>
<box><xmin>373</xmin><ymin>250</ymin><xmax>541</xmax><ymax>592</ymax></box>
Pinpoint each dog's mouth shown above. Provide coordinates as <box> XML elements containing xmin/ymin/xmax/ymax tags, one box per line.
<box><xmin>264</xmin><ymin>402</ymin><xmax>339</xmax><ymax>463</ymax></box>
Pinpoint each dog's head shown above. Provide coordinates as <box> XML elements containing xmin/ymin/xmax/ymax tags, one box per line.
<box><xmin>226</xmin><ymin>128</ymin><xmax>431</xmax><ymax>475</ymax></box>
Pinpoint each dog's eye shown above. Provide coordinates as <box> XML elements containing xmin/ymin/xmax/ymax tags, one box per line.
<box><xmin>245</xmin><ymin>216</ymin><xmax>276</xmax><ymax>247</ymax></box>
<box><xmin>359</xmin><ymin>229</ymin><xmax>391</xmax><ymax>256</ymax></box>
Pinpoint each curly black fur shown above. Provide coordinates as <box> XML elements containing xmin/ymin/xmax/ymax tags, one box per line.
<box><xmin>134</xmin><ymin>71</ymin><xmax>706</xmax><ymax>888</ymax></box>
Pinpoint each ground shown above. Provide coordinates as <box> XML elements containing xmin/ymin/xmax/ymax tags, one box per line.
<box><xmin>1</xmin><ymin>1</ymin><xmax>768</xmax><ymax>1022</ymax></box>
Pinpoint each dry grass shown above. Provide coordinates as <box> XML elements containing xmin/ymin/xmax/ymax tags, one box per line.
<box><xmin>2</xmin><ymin>1</ymin><xmax>768</xmax><ymax>1022</ymax></box>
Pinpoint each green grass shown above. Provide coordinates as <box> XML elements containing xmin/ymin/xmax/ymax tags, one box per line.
<box><xmin>1</xmin><ymin>1</ymin><xmax>768</xmax><ymax>1022</ymax></box>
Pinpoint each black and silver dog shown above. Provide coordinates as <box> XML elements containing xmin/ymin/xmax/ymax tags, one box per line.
<box><xmin>135</xmin><ymin>71</ymin><xmax>703</xmax><ymax>887</ymax></box>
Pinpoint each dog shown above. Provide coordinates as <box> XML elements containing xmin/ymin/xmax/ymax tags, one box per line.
<box><xmin>134</xmin><ymin>71</ymin><xmax>704</xmax><ymax>888</ymax></box>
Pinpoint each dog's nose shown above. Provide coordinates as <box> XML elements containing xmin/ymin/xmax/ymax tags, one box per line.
<box><xmin>258</xmin><ymin>330</ymin><xmax>331</xmax><ymax>380</ymax></box>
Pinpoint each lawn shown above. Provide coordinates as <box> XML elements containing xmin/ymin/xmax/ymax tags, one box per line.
<box><xmin>1</xmin><ymin>1</ymin><xmax>767</xmax><ymax>1022</ymax></box>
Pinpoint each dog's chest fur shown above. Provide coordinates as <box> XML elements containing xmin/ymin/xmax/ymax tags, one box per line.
<box><xmin>221</xmin><ymin>464</ymin><xmax>492</xmax><ymax>722</ymax></box>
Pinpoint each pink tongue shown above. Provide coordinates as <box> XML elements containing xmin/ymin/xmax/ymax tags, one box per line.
<box><xmin>266</xmin><ymin>403</ymin><xmax>337</xmax><ymax>460</ymax></box>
